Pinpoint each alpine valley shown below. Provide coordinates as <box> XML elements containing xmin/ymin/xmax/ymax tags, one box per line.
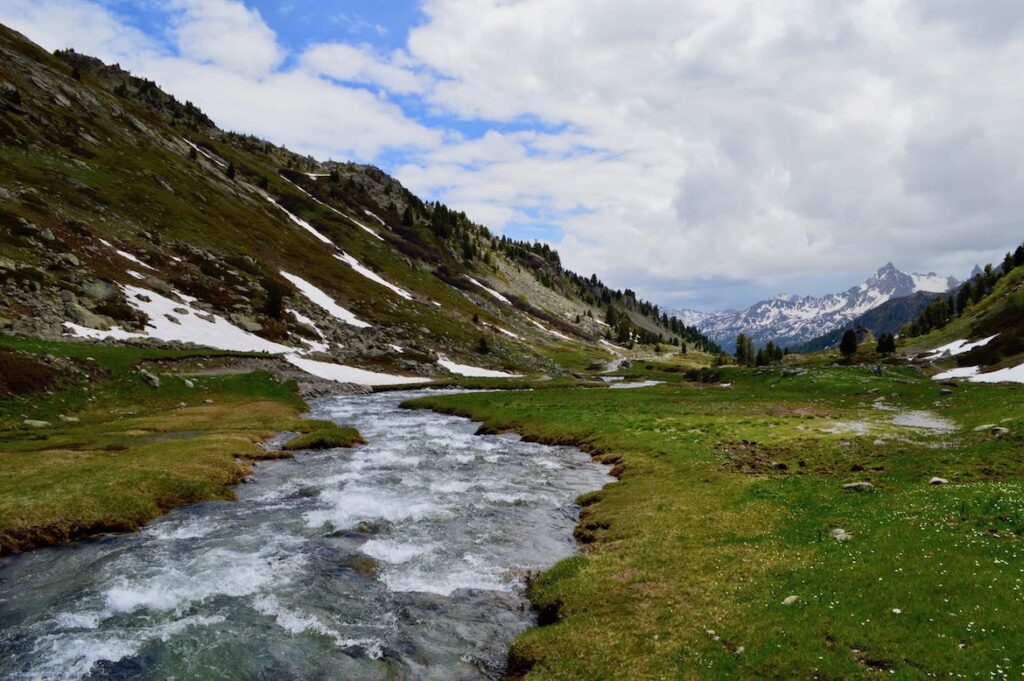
<box><xmin>3</xmin><ymin>13</ymin><xmax>1024</xmax><ymax>681</ymax></box>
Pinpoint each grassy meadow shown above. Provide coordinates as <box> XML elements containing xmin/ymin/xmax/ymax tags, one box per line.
<box><xmin>0</xmin><ymin>336</ymin><xmax>360</xmax><ymax>554</ymax></box>
<box><xmin>406</xmin><ymin>362</ymin><xmax>1024</xmax><ymax>679</ymax></box>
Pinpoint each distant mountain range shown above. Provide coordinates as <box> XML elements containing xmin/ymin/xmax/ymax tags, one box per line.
<box><xmin>676</xmin><ymin>263</ymin><xmax>959</xmax><ymax>351</ymax></box>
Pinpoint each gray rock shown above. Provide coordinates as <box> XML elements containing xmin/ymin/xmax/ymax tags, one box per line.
<box><xmin>139</xmin><ymin>370</ymin><xmax>160</xmax><ymax>389</ymax></box>
<box><xmin>203</xmin><ymin>399</ymin><xmax>214</xmax><ymax>404</ymax></box>
<box><xmin>183</xmin><ymin>379</ymin><xmax>194</xmax><ymax>388</ymax></box>
<box><xmin>782</xmin><ymin>595</ymin><xmax>799</xmax><ymax>606</ymax></box>
<box><xmin>82</xmin><ymin>279</ymin><xmax>118</xmax><ymax>301</ymax></box>
<box><xmin>830</xmin><ymin>528</ymin><xmax>854</xmax><ymax>542</ymax></box>
<box><xmin>58</xmin><ymin>414</ymin><xmax>79</xmax><ymax>423</ymax></box>
<box><xmin>991</xmin><ymin>427</ymin><xmax>1010</xmax><ymax>437</ymax></box>
<box><xmin>59</xmin><ymin>253</ymin><xmax>80</xmax><ymax>267</ymax></box>
<box><xmin>23</xmin><ymin>419</ymin><xmax>51</xmax><ymax>428</ymax></box>
<box><xmin>164</xmin><ymin>314</ymin><xmax>181</xmax><ymax>325</ymax></box>
<box><xmin>142</xmin><ymin>276</ymin><xmax>173</xmax><ymax>296</ymax></box>
<box><xmin>929</xmin><ymin>477</ymin><xmax>949</xmax><ymax>485</ymax></box>
<box><xmin>782</xmin><ymin>368</ymin><xmax>807</xmax><ymax>377</ymax></box>
<box><xmin>65</xmin><ymin>301</ymin><xmax>110</xmax><ymax>330</ymax></box>
<box><xmin>939</xmin><ymin>388</ymin><xmax>953</xmax><ymax>396</ymax></box>
<box><xmin>843</xmin><ymin>481</ymin><xmax>875</xmax><ymax>492</ymax></box>
<box><xmin>229</xmin><ymin>313</ymin><xmax>262</xmax><ymax>333</ymax></box>
<box><xmin>39</xmin><ymin>227</ymin><xmax>55</xmax><ymax>241</ymax></box>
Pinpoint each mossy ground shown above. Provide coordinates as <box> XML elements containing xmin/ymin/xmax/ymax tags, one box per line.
<box><xmin>281</xmin><ymin>423</ymin><xmax>365</xmax><ymax>451</ymax></box>
<box><xmin>405</xmin><ymin>362</ymin><xmax>1024</xmax><ymax>679</ymax></box>
<box><xmin>0</xmin><ymin>335</ymin><xmax>360</xmax><ymax>554</ymax></box>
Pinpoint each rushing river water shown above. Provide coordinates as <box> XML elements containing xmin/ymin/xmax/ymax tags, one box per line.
<box><xmin>0</xmin><ymin>390</ymin><xmax>612</xmax><ymax>680</ymax></box>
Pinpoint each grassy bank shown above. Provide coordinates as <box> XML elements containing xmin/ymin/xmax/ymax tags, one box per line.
<box><xmin>405</xmin><ymin>365</ymin><xmax>1024</xmax><ymax>678</ymax></box>
<box><xmin>0</xmin><ymin>336</ymin><xmax>360</xmax><ymax>554</ymax></box>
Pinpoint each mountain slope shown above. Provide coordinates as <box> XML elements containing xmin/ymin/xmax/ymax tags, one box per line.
<box><xmin>0</xmin><ymin>25</ymin><xmax>716</xmax><ymax>382</ymax></box>
<box><xmin>906</xmin><ymin>249</ymin><xmax>1024</xmax><ymax>383</ymax></box>
<box><xmin>685</xmin><ymin>263</ymin><xmax>958</xmax><ymax>351</ymax></box>
<box><xmin>796</xmin><ymin>290</ymin><xmax>943</xmax><ymax>352</ymax></box>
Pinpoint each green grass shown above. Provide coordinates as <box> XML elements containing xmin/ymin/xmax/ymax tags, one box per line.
<box><xmin>282</xmin><ymin>423</ymin><xmax>365</xmax><ymax>451</ymax></box>
<box><xmin>405</xmin><ymin>365</ymin><xmax>1024</xmax><ymax>679</ymax></box>
<box><xmin>0</xmin><ymin>336</ymin><xmax>360</xmax><ymax>554</ymax></box>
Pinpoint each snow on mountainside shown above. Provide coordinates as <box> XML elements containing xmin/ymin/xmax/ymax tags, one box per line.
<box><xmin>683</xmin><ymin>263</ymin><xmax>959</xmax><ymax>351</ymax></box>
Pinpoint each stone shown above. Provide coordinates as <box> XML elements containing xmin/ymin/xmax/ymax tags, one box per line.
<box><xmin>229</xmin><ymin>313</ymin><xmax>262</xmax><ymax>333</ymax></box>
<box><xmin>929</xmin><ymin>477</ymin><xmax>949</xmax><ymax>485</ymax></box>
<box><xmin>782</xmin><ymin>368</ymin><xmax>807</xmax><ymax>377</ymax></box>
<box><xmin>782</xmin><ymin>595</ymin><xmax>799</xmax><ymax>606</ymax></box>
<box><xmin>939</xmin><ymin>388</ymin><xmax>953</xmax><ymax>396</ymax></box>
<box><xmin>973</xmin><ymin>424</ymin><xmax>995</xmax><ymax>431</ymax></box>
<box><xmin>65</xmin><ymin>301</ymin><xmax>110</xmax><ymax>330</ymax></box>
<box><xmin>204</xmin><ymin>399</ymin><xmax>214</xmax><ymax>404</ymax></box>
<box><xmin>830</xmin><ymin>528</ymin><xmax>853</xmax><ymax>542</ymax></box>
<box><xmin>58</xmin><ymin>415</ymin><xmax>79</xmax><ymax>423</ymax></box>
<box><xmin>59</xmin><ymin>253</ymin><xmax>80</xmax><ymax>267</ymax></box>
<box><xmin>843</xmin><ymin>481</ymin><xmax>875</xmax><ymax>492</ymax></box>
<box><xmin>81</xmin><ymin>279</ymin><xmax>118</xmax><ymax>301</ymax></box>
<box><xmin>39</xmin><ymin>227</ymin><xmax>55</xmax><ymax>241</ymax></box>
<box><xmin>183</xmin><ymin>379</ymin><xmax>194</xmax><ymax>388</ymax></box>
<box><xmin>139</xmin><ymin>370</ymin><xmax>160</xmax><ymax>389</ymax></box>
<box><xmin>23</xmin><ymin>419</ymin><xmax>50</xmax><ymax>428</ymax></box>
<box><xmin>991</xmin><ymin>427</ymin><xmax>1010</xmax><ymax>437</ymax></box>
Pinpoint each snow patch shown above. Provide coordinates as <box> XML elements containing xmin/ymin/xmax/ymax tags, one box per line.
<box><xmin>527</xmin><ymin>317</ymin><xmax>572</xmax><ymax>341</ymax></box>
<box><xmin>467</xmin><ymin>277</ymin><xmax>511</xmax><ymax>305</ymax></box>
<box><xmin>279</xmin><ymin>176</ymin><xmax>384</xmax><ymax>242</ymax></box>
<box><xmin>923</xmin><ymin>335</ymin><xmax>999</xmax><ymax>359</ymax></box>
<box><xmin>280</xmin><ymin>271</ymin><xmax>370</xmax><ymax>328</ymax></box>
<box><xmin>333</xmin><ymin>253</ymin><xmax>412</xmax><ymax>300</ymax></box>
<box><xmin>437</xmin><ymin>355</ymin><xmax>521</xmax><ymax>378</ymax></box>
<box><xmin>265</xmin><ymin>196</ymin><xmax>333</xmax><ymax>245</ymax></box>
<box><xmin>285</xmin><ymin>356</ymin><xmax>430</xmax><ymax>386</ymax></box>
<box><xmin>63</xmin><ymin>284</ymin><xmax>291</xmax><ymax>354</ymax></box>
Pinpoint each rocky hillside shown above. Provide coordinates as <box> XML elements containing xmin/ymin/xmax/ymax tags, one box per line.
<box><xmin>681</xmin><ymin>263</ymin><xmax>958</xmax><ymax>352</ymax></box>
<box><xmin>0</xmin><ymin>24</ymin><xmax>715</xmax><ymax>385</ymax></box>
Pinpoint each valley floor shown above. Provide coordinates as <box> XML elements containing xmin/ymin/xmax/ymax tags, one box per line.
<box><xmin>406</xmin><ymin>364</ymin><xmax>1024</xmax><ymax>679</ymax></box>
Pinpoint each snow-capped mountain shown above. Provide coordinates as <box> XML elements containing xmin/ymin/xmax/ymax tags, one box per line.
<box><xmin>681</xmin><ymin>263</ymin><xmax>959</xmax><ymax>351</ymax></box>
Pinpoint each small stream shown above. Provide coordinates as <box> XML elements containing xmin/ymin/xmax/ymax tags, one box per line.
<box><xmin>0</xmin><ymin>390</ymin><xmax>612</xmax><ymax>680</ymax></box>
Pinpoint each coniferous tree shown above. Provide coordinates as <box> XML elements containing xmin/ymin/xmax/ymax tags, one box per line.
<box><xmin>840</xmin><ymin>329</ymin><xmax>859</xmax><ymax>359</ymax></box>
<box><xmin>225</xmin><ymin>162</ymin><xmax>236</xmax><ymax>180</ymax></box>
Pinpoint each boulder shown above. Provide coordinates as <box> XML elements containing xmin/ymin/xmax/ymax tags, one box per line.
<box><xmin>991</xmin><ymin>427</ymin><xmax>1010</xmax><ymax>437</ymax></box>
<box><xmin>23</xmin><ymin>419</ymin><xmax>50</xmax><ymax>428</ymax></box>
<box><xmin>58</xmin><ymin>414</ymin><xmax>79</xmax><ymax>423</ymax></box>
<box><xmin>59</xmin><ymin>253</ymin><xmax>80</xmax><ymax>267</ymax></box>
<box><xmin>830</xmin><ymin>528</ymin><xmax>854</xmax><ymax>542</ymax></box>
<box><xmin>139</xmin><ymin>369</ymin><xmax>160</xmax><ymax>389</ymax></box>
<box><xmin>65</xmin><ymin>300</ymin><xmax>110</xmax><ymax>330</ymax></box>
<box><xmin>782</xmin><ymin>595</ymin><xmax>799</xmax><ymax>606</ymax></box>
<box><xmin>929</xmin><ymin>477</ymin><xmax>949</xmax><ymax>485</ymax></box>
<box><xmin>229</xmin><ymin>313</ymin><xmax>263</xmax><ymax>333</ymax></box>
<box><xmin>782</xmin><ymin>368</ymin><xmax>807</xmax><ymax>377</ymax></box>
<box><xmin>842</xmin><ymin>481</ymin><xmax>875</xmax><ymax>492</ymax></box>
<box><xmin>81</xmin><ymin>279</ymin><xmax>118</xmax><ymax>301</ymax></box>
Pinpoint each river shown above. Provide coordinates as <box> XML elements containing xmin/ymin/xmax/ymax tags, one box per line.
<box><xmin>0</xmin><ymin>390</ymin><xmax>612</xmax><ymax>680</ymax></box>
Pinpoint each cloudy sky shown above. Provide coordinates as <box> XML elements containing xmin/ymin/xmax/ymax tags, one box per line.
<box><xmin>2</xmin><ymin>0</ymin><xmax>1021</xmax><ymax>311</ymax></box>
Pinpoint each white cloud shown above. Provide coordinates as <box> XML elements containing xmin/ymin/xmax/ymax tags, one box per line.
<box><xmin>397</xmin><ymin>0</ymin><xmax>1024</xmax><ymax>306</ymax></box>
<box><xmin>299</xmin><ymin>43</ymin><xmax>429</xmax><ymax>94</ymax></box>
<box><xmin>167</xmin><ymin>0</ymin><xmax>283</xmax><ymax>77</ymax></box>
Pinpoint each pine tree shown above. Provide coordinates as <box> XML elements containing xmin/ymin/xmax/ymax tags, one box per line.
<box><xmin>876</xmin><ymin>333</ymin><xmax>896</xmax><ymax>355</ymax></box>
<box><xmin>840</xmin><ymin>329</ymin><xmax>858</xmax><ymax>359</ymax></box>
<box><xmin>225</xmin><ymin>162</ymin><xmax>236</xmax><ymax>180</ymax></box>
<box><xmin>477</xmin><ymin>336</ymin><xmax>489</xmax><ymax>354</ymax></box>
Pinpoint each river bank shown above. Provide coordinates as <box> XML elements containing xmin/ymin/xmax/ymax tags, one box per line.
<box><xmin>404</xmin><ymin>365</ymin><xmax>1024</xmax><ymax>678</ymax></box>
<box><xmin>0</xmin><ymin>389</ymin><xmax>612</xmax><ymax>679</ymax></box>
